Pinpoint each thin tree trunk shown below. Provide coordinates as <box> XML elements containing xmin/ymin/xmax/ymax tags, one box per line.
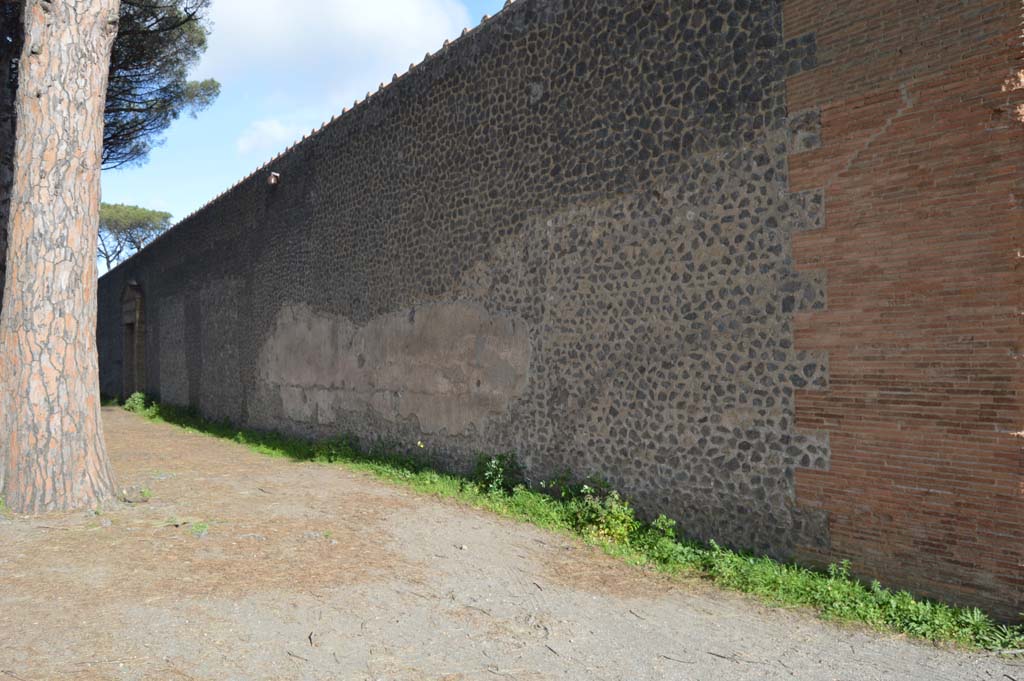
<box><xmin>0</xmin><ymin>0</ymin><xmax>120</xmax><ymax>513</ymax></box>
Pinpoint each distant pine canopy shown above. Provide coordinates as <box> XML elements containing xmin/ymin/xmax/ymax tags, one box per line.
<box><xmin>98</xmin><ymin>202</ymin><xmax>172</xmax><ymax>269</ymax></box>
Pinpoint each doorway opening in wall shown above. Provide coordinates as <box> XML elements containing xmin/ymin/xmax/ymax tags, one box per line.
<box><xmin>121</xmin><ymin>283</ymin><xmax>145</xmax><ymax>397</ymax></box>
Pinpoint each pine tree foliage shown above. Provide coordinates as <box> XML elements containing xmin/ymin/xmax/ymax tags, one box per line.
<box><xmin>98</xmin><ymin>202</ymin><xmax>172</xmax><ymax>268</ymax></box>
<box><xmin>104</xmin><ymin>0</ymin><xmax>219</xmax><ymax>168</ymax></box>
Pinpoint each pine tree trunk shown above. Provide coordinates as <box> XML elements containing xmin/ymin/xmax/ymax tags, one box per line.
<box><xmin>0</xmin><ymin>1</ymin><xmax>24</xmax><ymax>323</ymax></box>
<box><xmin>0</xmin><ymin>0</ymin><xmax>120</xmax><ymax>513</ymax></box>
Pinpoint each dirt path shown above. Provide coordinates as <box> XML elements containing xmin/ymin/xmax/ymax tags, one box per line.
<box><xmin>0</xmin><ymin>407</ymin><xmax>1019</xmax><ymax>680</ymax></box>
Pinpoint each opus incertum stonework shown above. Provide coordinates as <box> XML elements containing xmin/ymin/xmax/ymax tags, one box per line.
<box><xmin>98</xmin><ymin>0</ymin><xmax>1024</xmax><ymax>619</ymax></box>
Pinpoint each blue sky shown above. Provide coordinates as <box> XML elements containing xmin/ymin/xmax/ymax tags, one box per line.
<box><xmin>101</xmin><ymin>0</ymin><xmax>506</xmax><ymax>223</ymax></box>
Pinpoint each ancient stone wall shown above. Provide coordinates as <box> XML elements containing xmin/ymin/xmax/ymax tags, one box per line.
<box><xmin>97</xmin><ymin>0</ymin><xmax>1024</xmax><ymax>618</ymax></box>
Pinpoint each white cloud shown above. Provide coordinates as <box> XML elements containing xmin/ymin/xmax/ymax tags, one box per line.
<box><xmin>200</xmin><ymin>0</ymin><xmax>472</xmax><ymax>78</ymax></box>
<box><xmin>236</xmin><ymin>117</ymin><xmax>310</xmax><ymax>155</ymax></box>
<box><xmin>211</xmin><ymin>2</ymin><xmax>478</xmax><ymax>163</ymax></box>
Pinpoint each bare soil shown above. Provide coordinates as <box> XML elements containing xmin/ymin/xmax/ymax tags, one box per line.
<box><xmin>0</xmin><ymin>407</ymin><xmax>1020</xmax><ymax>680</ymax></box>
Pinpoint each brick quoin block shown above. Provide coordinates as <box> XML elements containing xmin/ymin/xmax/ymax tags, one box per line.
<box><xmin>784</xmin><ymin>0</ymin><xmax>1024</xmax><ymax>618</ymax></box>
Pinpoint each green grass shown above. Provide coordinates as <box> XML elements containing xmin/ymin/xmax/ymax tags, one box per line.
<box><xmin>121</xmin><ymin>393</ymin><xmax>1024</xmax><ymax>652</ymax></box>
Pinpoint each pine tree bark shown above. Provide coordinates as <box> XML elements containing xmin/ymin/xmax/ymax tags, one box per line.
<box><xmin>0</xmin><ymin>1</ymin><xmax>24</xmax><ymax>318</ymax></box>
<box><xmin>0</xmin><ymin>0</ymin><xmax>120</xmax><ymax>513</ymax></box>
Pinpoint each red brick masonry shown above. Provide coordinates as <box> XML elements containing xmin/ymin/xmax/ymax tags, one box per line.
<box><xmin>786</xmin><ymin>0</ymin><xmax>1024</xmax><ymax>619</ymax></box>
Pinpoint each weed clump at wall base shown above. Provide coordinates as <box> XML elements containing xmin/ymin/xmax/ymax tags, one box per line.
<box><xmin>120</xmin><ymin>397</ymin><xmax>1024</xmax><ymax>652</ymax></box>
<box><xmin>473</xmin><ymin>453</ymin><xmax>523</xmax><ymax>495</ymax></box>
<box><xmin>123</xmin><ymin>392</ymin><xmax>160</xmax><ymax>419</ymax></box>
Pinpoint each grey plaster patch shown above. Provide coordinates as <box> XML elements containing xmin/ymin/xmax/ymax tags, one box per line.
<box><xmin>256</xmin><ymin>302</ymin><xmax>531</xmax><ymax>435</ymax></box>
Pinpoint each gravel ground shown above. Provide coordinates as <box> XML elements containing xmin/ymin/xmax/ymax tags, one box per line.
<box><xmin>0</xmin><ymin>407</ymin><xmax>1020</xmax><ymax>680</ymax></box>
